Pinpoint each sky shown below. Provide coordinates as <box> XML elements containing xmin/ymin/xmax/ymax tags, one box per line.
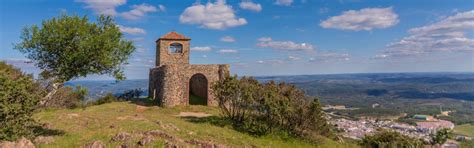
<box><xmin>1</xmin><ymin>0</ymin><xmax>473</xmax><ymax>80</ymax></box>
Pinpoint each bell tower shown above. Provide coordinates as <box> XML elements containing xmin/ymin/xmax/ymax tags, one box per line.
<box><xmin>155</xmin><ymin>32</ymin><xmax>191</xmax><ymax>66</ymax></box>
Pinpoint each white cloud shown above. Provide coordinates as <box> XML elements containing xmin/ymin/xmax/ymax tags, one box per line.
<box><xmin>257</xmin><ymin>37</ymin><xmax>314</xmax><ymax>51</ymax></box>
<box><xmin>179</xmin><ymin>0</ymin><xmax>247</xmax><ymax>30</ymax></box>
<box><xmin>218</xmin><ymin>49</ymin><xmax>238</xmax><ymax>53</ymax></box>
<box><xmin>381</xmin><ymin>10</ymin><xmax>474</xmax><ymax>57</ymax></box>
<box><xmin>275</xmin><ymin>0</ymin><xmax>293</xmax><ymax>6</ymax></box>
<box><xmin>131</xmin><ymin>37</ymin><xmax>145</xmax><ymax>42</ymax></box>
<box><xmin>191</xmin><ymin>46</ymin><xmax>212</xmax><ymax>52</ymax></box>
<box><xmin>158</xmin><ymin>4</ymin><xmax>166</xmax><ymax>12</ymax></box>
<box><xmin>256</xmin><ymin>59</ymin><xmax>284</xmax><ymax>64</ymax></box>
<box><xmin>309</xmin><ymin>52</ymin><xmax>350</xmax><ymax>63</ymax></box>
<box><xmin>320</xmin><ymin>7</ymin><xmax>399</xmax><ymax>31</ymax></box>
<box><xmin>288</xmin><ymin>55</ymin><xmax>301</xmax><ymax>61</ymax></box>
<box><xmin>76</xmin><ymin>0</ymin><xmax>126</xmax><ymax>16</ymax></box>
<box><xmin>117</xmin><ymin>25</ymin><xmax>146</xmax><ymax>35</ymax></box>
<box><xmin>220</xmin><ymin>36</ymin><xmax>236</xmax><ymax>42</ymax></box>
<box><xmin>239</xmin><ymin>1</ymin><xmax>262</xmax><ymax>12</ymax></box>
<box><xmin>136</xmin><ymin>47</ymin><xmax>148</xmax><ymax>53</ymax></box>
<box><xmin>120</xmin><ymin>3</ymin><xmax>157</xmax><ymax>20</ymax></box>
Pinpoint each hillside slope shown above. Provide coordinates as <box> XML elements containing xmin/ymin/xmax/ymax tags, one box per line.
<box><xmin>34</xmin><ymin>102</ymin><xmax>356</xmax><ymax>147</ymax></box>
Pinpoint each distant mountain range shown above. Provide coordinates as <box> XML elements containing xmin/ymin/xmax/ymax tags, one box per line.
<box><xmin>65</xmin><ymin>72</ymin><xmax>474</xmax><ymax>101</ymax></box>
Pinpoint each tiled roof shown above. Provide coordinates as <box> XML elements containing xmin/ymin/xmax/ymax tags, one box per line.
<box><xmin>159</xmin><ymin>31</ymin><xmax>190</xmax><ymax>40</ymax></box>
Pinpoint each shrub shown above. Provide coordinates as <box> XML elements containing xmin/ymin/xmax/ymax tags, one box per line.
<box><xmin>42</xmin><ymin>85</ymin><xmax>88</xmax><ymax>109</ymax></box>
<box><xmin>212</xmin><ymin>75</ymin><xmax>333</xmax><ymax>140</ymax></box>
<box><xmin>0</xmin><ymin>61</ymin><xmax>45</xmax><ymax>141</ymax></box>
<box><xmin>430</xmin><ymin>128</ymin><xmax>451</xmax><ymax>145</ymax></box>
<box><xmin>360</xmin><ymin>129</ymin><xmax>423</xmax><ymax>148</ymax></box>
<box><xmin>89</xmin><ymin>93</ymin><xmax>118</xmax><ymax>105</ymax></box>
<box><xmin>117</xmin><ymin>88</ymin><xmax>143</xmax><ymax>101</ymax></box>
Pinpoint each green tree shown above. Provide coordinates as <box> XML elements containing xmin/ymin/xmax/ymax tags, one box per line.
<box><xmin>14</xmin><ymin>14</ymin><xmax>135</xmax><ymax>105</ymax></box>
<box><xmin>431</xmin><ymin>128</ymin><xmax>451</xmax><ymax>145</ymax></box>
<box><xmin>361</xmin><ymin>129</ymin><xmax>423</xmax><ymax>148</ymax></box>
<box><xmin>0</xmin><ymin>62</ymin><xmax>45</xmax><ymax>140</ymax></box>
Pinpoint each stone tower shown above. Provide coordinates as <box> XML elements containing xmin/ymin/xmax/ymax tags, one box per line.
<box><xmin>149</xmin><ymin>32</ymin><xmax>230</xmax><ymax>107</ymax></box>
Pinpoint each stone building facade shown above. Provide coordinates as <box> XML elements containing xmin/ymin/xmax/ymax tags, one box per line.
<box><xmin>149</xmin><ymin>32</ymin><xmax>230</xmax><ymax>107</ymax></box>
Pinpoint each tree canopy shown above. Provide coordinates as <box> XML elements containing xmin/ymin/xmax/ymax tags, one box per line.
<box><xmin>15</xmin><ymin>14</ymin><xmax>135</xmax><ymax>83</ymax></box>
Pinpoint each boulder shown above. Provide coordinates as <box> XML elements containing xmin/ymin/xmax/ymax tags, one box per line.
<box><xmin>137</xmin><ymin>136</ymin><xmax>154</xmax><ymax>146</ymax></box>
<box><xmin>84</xmin><ymin>140</ymin><xmax>105</xmax><ymax>148</ymax></box>
<box><xmin>111</xmin><ymin>132</ymin><xmax>131</xmax><ymax>142</ymax></box>
<box><xmin>1</xmin><ymin>137</ymin><xmax>35</xmax><ymax>148</ymax></box>
<box><xmin>33</xmin><ymin>136</ymin><xmax>54</xmax><ymax>144</ymax></box>
<box><xmin>0</xmin><ymin>141</ymin><xmax>17</xmax><ymax>148</ymax></box>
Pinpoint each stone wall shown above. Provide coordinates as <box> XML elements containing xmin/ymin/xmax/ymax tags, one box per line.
<box><xmin>149</xmin><ymin>64</ymin><xmax>230</xmax><ymax>107</ymax></box>
<box><xmin>156</xmin><ymin>39</ymin><xmax>190</xmax><ymax>66</ymax></box>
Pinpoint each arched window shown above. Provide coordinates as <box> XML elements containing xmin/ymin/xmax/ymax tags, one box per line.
<box><xmin>168</xmin><ymin>43</ymin><xmax>183</xmax><ymax>53</ymax></box>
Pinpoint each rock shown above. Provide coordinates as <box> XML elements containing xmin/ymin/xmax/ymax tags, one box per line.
<box><xmin>163</xmin><ymin>141</ymin><xmax>179</xmax><ymax>148</ymax></box>
<box><xmin>214</xmin><ymin>143</ymin><xmax>227</xmax><ymax>148</ymax></box>
<box><xmin>144</xmin><ymin>130</ymin><xmax>183</xmax><ymax>143</ymax></box>
<box><xmin>33</xmin><ymin>136</ymin><xmax>54</xmax><ymax>144</ymax></box>
<box><xmin>42</xmin><ymin>122</ymin><xmax>52</xmax><ymax>129</ymax></box>
<box><xmin>111</xmin><ymin>132</ymin><xmax>131</xmax><ymax>142</ymax></box>
<box><xmin>2</xmin><ymin>137</ymin><xmax>36</xmax><ymax>148</ymax></box>
<box><xmin>84</xmin><ymin>140</ymin><xmax>105</xmax><ymax>148</ymax></box>
<box><xmin>187</xmin><ymin>131</ymin><xmax>194</xmax><ymax>135</ymax></box>
<box><xmin>115</xmin><ymin>142</ymin><xmax>131</xmax><ymax>148</ymax></box>
<box><xmin>66</xmin><ymin>113</ymin><xmax>80</xmax><ymax>119</ymax></box>
<box><xmin>1</xmin><ymin>141</ymin><xmax>17</xmax><ymax>148</ymax></box>
<box><xmin>162</xmin><ymin>124</ymin><xmax>180</xmax><ymax>131</ymax></box>
<box><xmin>185</xmin><ymin>139</ymin><xmax>226</xmax><ymax>148</ymax></box>
<box><xmin>155</xmin><ymin>120</ymin><xmax>162</xmax><ymax>125</ymax></box>
<box><xmin>137</xmin><ymin>136</ymin><xmax>154</xmax><ymax>146</ymax></box>
<box><xmin>109</xmin><ymin>124</ymin><xmax>116</xmax><ymax>129</ymax></box>
<box><xmin>185</xmin><ymin>139</ymin><xmax>213</xmax><ymax>147</ymax></box>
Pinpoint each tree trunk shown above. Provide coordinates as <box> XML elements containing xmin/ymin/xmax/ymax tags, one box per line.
<box><xmin>40</xmin><ymin>82</ymin><xmax>63</xmax><ymax>106</ymax></box>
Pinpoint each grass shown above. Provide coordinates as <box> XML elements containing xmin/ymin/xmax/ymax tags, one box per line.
<box><xmin>453</xmin><ymin>124</ymin><xmax>474</xmax><ymax>137</ymax></box>
<box><xmin>453</xmin><ymin>124</ymin><xmax>474</xmax><ymax>147</ymax></box>
<box><xmin>33</xmin><ymin>101</ymin><xmax>357</xmax><ymax>147</ymax></box>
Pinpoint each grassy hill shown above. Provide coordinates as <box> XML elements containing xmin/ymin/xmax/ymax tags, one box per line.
<box><xmin>34</xmin><ymin>102</ymin><xmax>357</xmax><ymax>147</ymax></box>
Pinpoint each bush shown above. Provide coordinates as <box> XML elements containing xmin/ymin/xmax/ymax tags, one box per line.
<box><xmin>430</xmin><ymin>128</ymin><xmax>451</xmax><ymax>145</ymax></box>
<box><xmin>360</xmin><ymin>129</ymin><xmax>423</xmax><ymax>147</ymax></box>
<box><xmin>212</xmin><ymin>75</ymin><xmax>333</xmax><ymax>140</ymax></box>
<box><xmin>89</xmin><ymin>93</ymin><xmax>118</xmax><ymax>105</ymax></box>
<box><xmin>117</xmin><ymin>88</ymin><xmax>143</xmax><ymax>101</ymax></box>
<box><xmin>42</xmin><ymin>85</ymin><xmax>88</xmax><ymax>109</ymax></box>
<box><xmin>0</xmin><ymin>61</ymin><xmax>45</xmax><ymax>141</ymax></box>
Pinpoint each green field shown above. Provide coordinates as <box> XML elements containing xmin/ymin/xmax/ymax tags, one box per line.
<box><xmin>454</xmin><ymin>124</ymin><xmax>474</xmax><ymax>137</ymax></box>
<box><xmin>34</xmin><ymin>102</ymin><xmax>357</xmax><ymax>147</ymax></box>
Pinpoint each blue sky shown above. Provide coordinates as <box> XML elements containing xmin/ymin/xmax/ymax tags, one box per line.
<box><xmin>1</xmin><ymin>0</ymin><xmax>473</xmax><ymax>80</ymax></box>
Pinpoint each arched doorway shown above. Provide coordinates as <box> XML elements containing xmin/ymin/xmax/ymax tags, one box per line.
<box><xmin>189</xmin><ymin>73</ymin><xmax>208</xmax><ymax>105</ymax></box>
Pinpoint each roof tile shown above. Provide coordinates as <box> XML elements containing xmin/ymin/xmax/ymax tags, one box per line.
<box><xmin>159</xmin><ymin>32</ymin><xmax>190</xmax><ymax>40</ymax></box>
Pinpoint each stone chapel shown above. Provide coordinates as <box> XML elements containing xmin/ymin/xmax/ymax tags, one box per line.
<box><xmin>149</xmin><ymin>32</ymin><xmax>230</xmax><ymax>107</ymax></box>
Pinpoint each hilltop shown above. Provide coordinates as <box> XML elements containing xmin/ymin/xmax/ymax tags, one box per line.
<box><xmin>33</xmin><ymin>101</ymin><xmax>356</xmax><ymax>147</ymax></box>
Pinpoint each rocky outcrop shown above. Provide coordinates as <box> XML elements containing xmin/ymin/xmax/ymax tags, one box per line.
<box><xmin>111</xmin><ymin>132</ymin><xmax>132</xmax><ymax>142</ymax></box>
<box><xmin>33</xmin><ymin>136</ymin><xmax>54</xmax><ymax>144</ymax></box>
<box><xmin>1</xmin><ymin>137</ymin><xmax>35</xmax><ymax>148</ymax></box>
<box><xmin>84</xmin><ymin>140</ymin><xmax>105</xmax><ymax>148</ymax></box>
